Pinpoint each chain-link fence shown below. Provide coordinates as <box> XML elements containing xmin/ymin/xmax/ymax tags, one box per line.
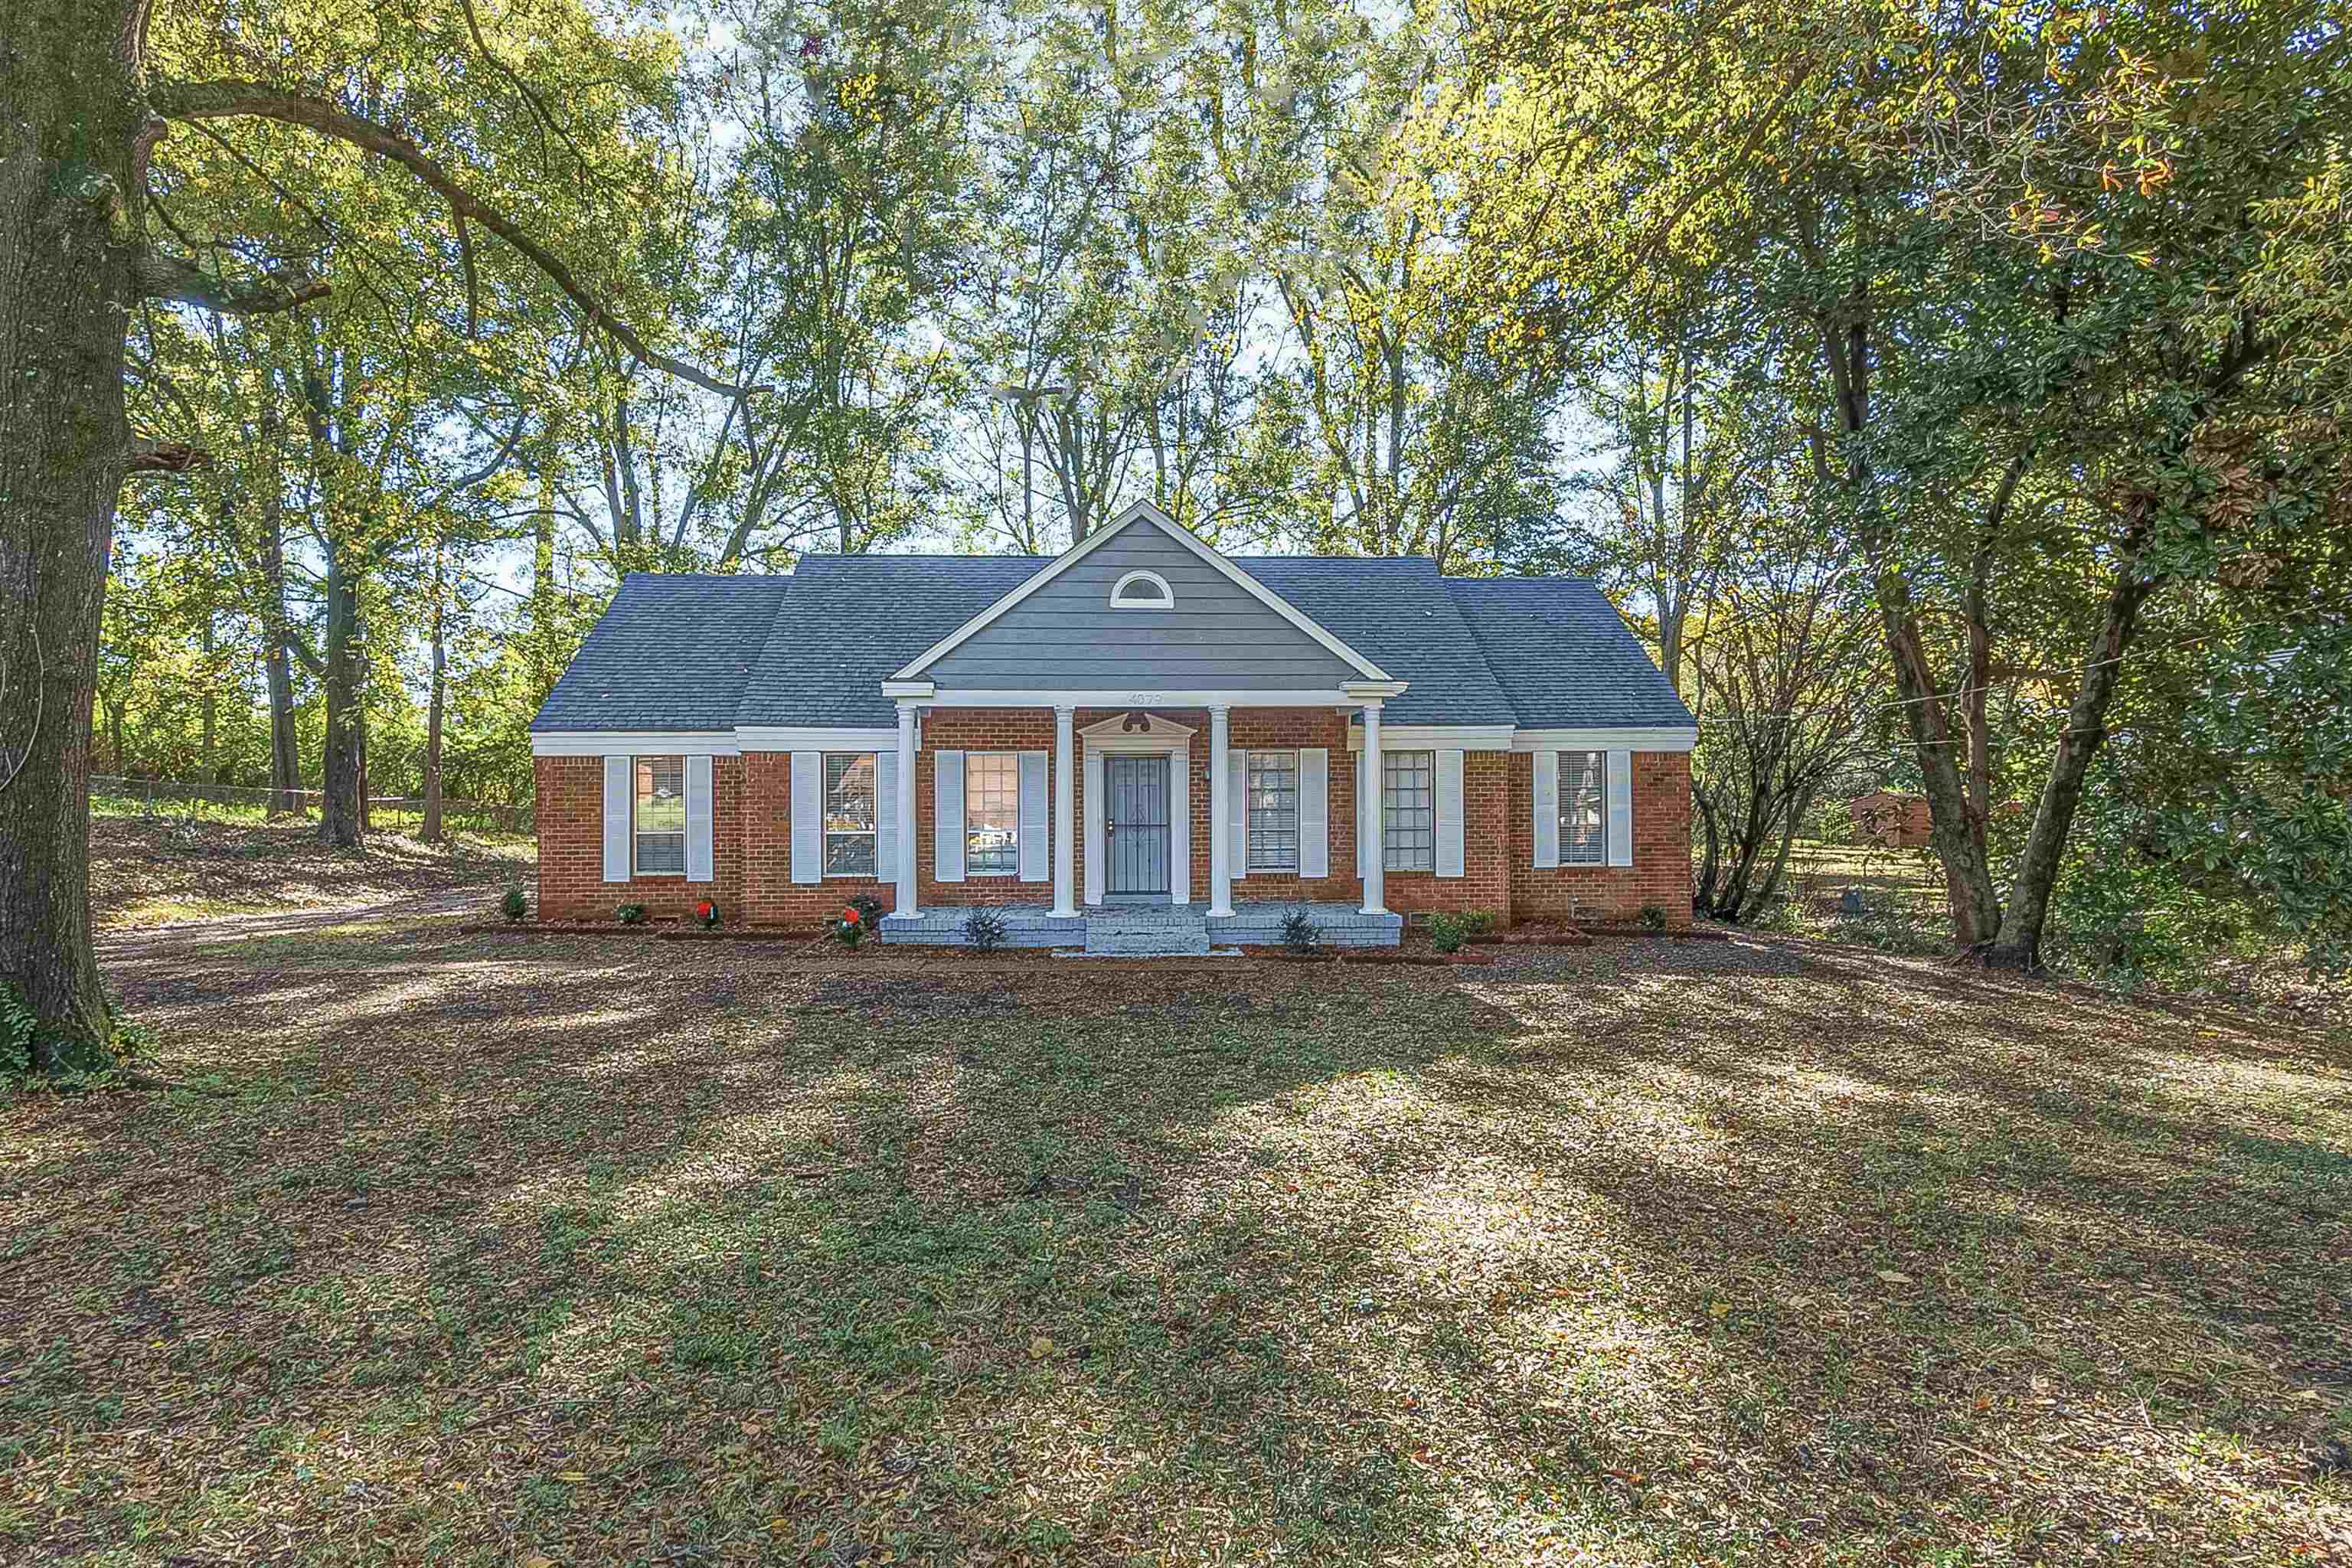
<box><xmin>90</xmin><ymin>776</ymin><xmax>534</xmax><ymax>838</ymax></box>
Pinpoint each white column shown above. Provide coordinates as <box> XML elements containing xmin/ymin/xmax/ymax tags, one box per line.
<box><xmin>1360</xmin><ymin>700</ymin><xmax>1386</xmax><ymax>914</ymax></box>
<box><xmin>894</xmin><ymin>701</ymin><xmax>920</xmax><ymax>918</ymax></box>
<box><xmin>1050</xmin><ymin>705</ymin><xmax>1077</xmax><ymax>918</ymax></box>
<box><xmin>1207</xmin><ymin>704</ymin><xmax>1233</xmax><ymax>917</ymax></box>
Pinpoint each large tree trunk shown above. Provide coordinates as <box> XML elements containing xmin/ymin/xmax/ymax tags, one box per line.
<box><xmin>1985</xmin><ymin>546</ymin><xmax>2161</xmax><ymax>970</ymax></box>
<box><xmin>0</xmin><ymin>0</ymin><xmax>142</xmax><ymax>1067</ymax></box>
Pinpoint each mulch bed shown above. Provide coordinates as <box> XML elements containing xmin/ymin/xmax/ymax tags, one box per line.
<box><xmin>1576</xmin><ymin>922</ymin><xmax>1731</xmax><ymax>941</ymax></box>
<box><xmin>1248</xmin><ymin>946</ymin><xmax>1494</xmax><ymax>967</ymax></box>
<box><xmin>1465</xmin><ymin>929</ymin><xmax>1595</xmax><ymax>948</ymax></box>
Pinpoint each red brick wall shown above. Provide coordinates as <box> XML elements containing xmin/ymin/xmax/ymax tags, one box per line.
<box><xmin>534</xmin><ymin>725</ymin><xmax>1696</xmax><ymax>929</ymax></box>
<box><xmin>534</xmin><ymin>754</ymin><xmax>745</xmax><ymax>921</ymax></box>
<box><xmin>1507</xmin><ymin>750</ymin><xmax>1693</xmax><ymax>926</ymax></box>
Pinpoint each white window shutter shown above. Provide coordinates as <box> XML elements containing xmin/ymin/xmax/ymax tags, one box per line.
<box><xmin>1017</xmin><ymin>751</ymin><xmax>1049</xmax><ymax>882</ymax></box>
<box><xmin>1436</xmin><ymin>749</ymin><xmax>1465</xmax><ymax>878</ymax></box>
<box><xmin>1081</xmin><ymin>750</ymin><xmax>1105</xmax><ymax>904</ymax></box>
<box><xmin>1298</xmin><ymin>747</ymin><xmax>1329</xmax><ymax>879</ymax></box>
<box><xmin>1227</xmin><ymin>748</ymin><xmax>1249</xmax><ymax>874</ymax></box>
<box><xmin>874</xmin><ymin>751</ymin><xmax>897</xmax><ymax>880</ymax></box>
<box><xmin>602</xmin><ymin>756</ymin><xmax>632</xmax><ymax>882</ymax></box>
<box><xmin>934</xmin><ymin>749</ymin><xmax>965</xmax><ymax>882</ymax></box>
<box><xmin>789</xmin><ymin>750</ymin><xmax>822</xmax><ymax>884</ymax></box>
<box><xmin>1606</xmin><ymin>748</ymin><xmax>1635</xmax><ymax>867</ymax></box>
<box><xmin>1532</xmin><ymin>749</ymin><xmax>1560</xmax><ymax>869</ymax></box>
<box><xmin>684</xmin><ymin>754</ymin><xmax>714</xmax><ymax>882</ymax></box>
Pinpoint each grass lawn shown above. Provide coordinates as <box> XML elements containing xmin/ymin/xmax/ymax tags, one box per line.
<box><xmin>5</xmin><ymin>923</ymin><xmax>2348</xmax><ymax>1564</ymax></box>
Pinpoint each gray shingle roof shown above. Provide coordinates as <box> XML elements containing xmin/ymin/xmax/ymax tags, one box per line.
<box><xmin>530</xmin><ymin>573</ymin><xmax>790</xmax><ymax>732</ymax></box>
<box><xmin>539</xmin><ymin>554</ymin><xmax>1690</xmax><ymax>734</ymax></box>
<box><xmin>1445</xmin><ymin>577</ymin><xmax>1696</xmax><ymax>730</ymax></box>
<box><xmin>1236</xmin><ymin>557</ymin><xmax>1515</xmax><ymax>726</ymax></box>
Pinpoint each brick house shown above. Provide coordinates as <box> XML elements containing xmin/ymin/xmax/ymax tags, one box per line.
<box><xmin>1848</xmin><ymin>790</ymin><xmax>1936</xmax><ymax>849</ymax></box>
<box><xmin>531</xmin><ymin>501</ymin><xmax>1697</xmax><ymax>948</ymax></box>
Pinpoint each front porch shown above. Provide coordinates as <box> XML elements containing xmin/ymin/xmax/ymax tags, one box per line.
<box><xmin>879</xmin><ymin>900</ymin><xmax>1403</xmax><ymax>952</ymax></box>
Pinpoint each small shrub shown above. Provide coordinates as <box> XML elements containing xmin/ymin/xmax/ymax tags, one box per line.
<box><xmin>616</xmin><ymin>903</ymin><xmax>648</xmax><ymax>926</ymax></box>
<box><xmin>848</xmin><ymin>893</ymin><xmax>887</xmax><ymax>930</ymax></box>
<box><xmin>695</xmin><ymin>898</ymin><xmax>721</xmax><ymax>929</ymax></box>
<box><xmin>1279</xmin><ymin>907</ymin><xmax>1321</xmax><ymax>956</ymax></box>
<box><xmin>965</xmin><ymin>910</ymin><xmax>1010</xmax><ymax>953</ymax></box>
<box><xmin>831</xmin><ymin>903</ymin><xmax>867</xmax><ymax>947</ymax></box>
<box><xmin>1459</xmin><ymin>910</ymin><xmax>1497</xmax><ymax>934</ymax></box>
<box><xmin>500</xmin><ymin>887</ymin><xmax>527</xmax><ymax>923</ymax></box>
<box><xmin>1638</xmin><ymin>903</ymin><xmax>1669</xmax><ymax>931</ymax></box>
<box><xmin>1429</xmin><ymin>913</ymin><xmax>1465</xmax><ymax>954</ymax></box>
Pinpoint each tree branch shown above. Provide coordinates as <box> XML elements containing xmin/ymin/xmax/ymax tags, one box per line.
<box><xmin>152</xmin><ymin>79</ymin><xmax>758</xmax><ymax>398</ymax></box>
<box><xmin>135</xmin><ymin>251</ymin><xmax>326</xmax><ymax>315</ymax></box>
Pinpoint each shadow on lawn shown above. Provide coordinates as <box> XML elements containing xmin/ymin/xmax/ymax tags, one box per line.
<box><xmin>8</xmin><ymin>937</ymin><xmax>2348</xmax><ymax>1563</ymax></box>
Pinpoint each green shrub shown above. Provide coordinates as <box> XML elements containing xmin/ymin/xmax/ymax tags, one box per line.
<box><xmin>500</xmin><ymin>887</ymin><xmax>528</xmax><ymax>923</ymax></box>
<box><xmin>1279</xmin><ymin>907</ymin><xmax>1321</xmax><ymax>956</ymax></box>
<box><xmin>965</xmin><ymin>910</ymin><xmax>1010</xmax><ymax>953</ymax></box>
<box><xmin>1638</xmin><ymin>903</ymin><xmax>1669</xmax><ymax>931</ymax></box>
<box><xmin>1429</xmin><ymin>914</ymin><xmax>1465</xmax><ymax>954</ymax></box>
<box><xmin>1459</xmin><ymin>910</ymin><xmax>1498</xmax><ymax>934</ymax></box>
<box><xmin>616</xmin><ymin>903</ymin><xmax>648</xmax><ymax>926</ymax></box>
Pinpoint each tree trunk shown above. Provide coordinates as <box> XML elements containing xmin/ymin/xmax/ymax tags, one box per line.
<box><xmin>1985</xmin><ymin>550</ymin><xmax>2161</xmax><ymax>970</ymax></box>
<box><xmin>420</xmin><ymin>573</ymin><xmax>446</xmax><ymax>844</ymax></box>
<box><xmin>199</xmin><ymin>614</ymin><xmax>218</xmax><ymax>784</ymax></box>
<box><xmin>318</xmin><ymin>540</ymin><xmax>364</xmax><ymax>848</ymax></box>
<box><xmin>0</xmin><ymin>0</ymin><xmax>143</xmax><ymax>1067</ymax></box>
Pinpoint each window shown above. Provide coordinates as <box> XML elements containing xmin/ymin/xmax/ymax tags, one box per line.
<box><xmin>634</xmin><ymin>755</ymin><xmax>686</xmax><ymax>874</ymax></box>
<box><xmin>1382</xmin><ymin>750</ymin><xmax>1435</xmax><ymax>872</ymax></box>
<box><xmin>965</xmin><ymin>752</ymin><xmax>1020</xmax><ymax>875</ymax></box>
<box><xmin>1559</xmin><ymin>750</ymin><xmax>1606</xmax><ymax>864</ymax></box>
<box><xmin>1109</xmin><ymin>570</ymin><xmax>1174</xmax><ymax>609</ymax></box>
<box><xmin>1246</xmin><ymin>750</ymin><xmax>1298</xmax><ymax>873</ymax></box>
<box><xmin>824</xmin><ymin>753</ymin><xmax>877</xmax><ymax>877</ymax></box>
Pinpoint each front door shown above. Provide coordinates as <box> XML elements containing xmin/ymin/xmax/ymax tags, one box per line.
<box><xmin>1104</xmin><ymin>754</ymin><xmax>1171</xmax><ymax>897</ymax></box>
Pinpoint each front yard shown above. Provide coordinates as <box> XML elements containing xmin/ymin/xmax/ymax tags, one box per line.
<box><xmin>5</xmin><ymin>923</ymin><xmax>2348</xmax><ymax>1564</ymax></box>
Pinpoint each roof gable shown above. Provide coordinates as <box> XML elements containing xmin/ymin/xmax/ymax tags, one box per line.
<box><xmin>892</xmin><ymin>501</ymin><xmax>1391</xmax><ymax>684</ymax></box>
<box><xmin>1445</xmin><ymin>577</ymin><xmax>1695</xmax><ymax>730</ymax></box>
<box><xmin>531</xmin><ymin>573</ymin><xmax>790</xmax><ymax>732</ymax></box>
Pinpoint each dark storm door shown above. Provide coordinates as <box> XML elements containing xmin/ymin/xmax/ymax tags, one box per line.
<box><xmin>1105</xmin><ymin>755</ymin><xmax>1171</xmax><ymax>896</ymax></box>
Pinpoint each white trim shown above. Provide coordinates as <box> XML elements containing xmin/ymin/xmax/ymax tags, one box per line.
<box><xmin>1085</xmin><ymin>711</ymin><xmax>1192</xmax><ymax>906</ymax></box>
<box><xmin>1512</xmin><ymin>726</ymin><xmax>1697</xmax><ymax>753</ymax></box>
<box><xmin>534</xmin><ymin>730</ymin><xmax>740</xmax><ymax>758</ymax></box>
<box><xmin>1076</xmin><ymin>712</ymin><xmax>1194</xmax><ymax>740</ymax></box>
<box><xmin>736</xmin><ymin>725</ymin><xmax>896</xmax><ymax>752</ymax></box>
<box><xmin>1108</xmin><ymin>569</ymin><xmax>1175</xmax><ymax>609</ymax></box>
<box><xmin>881</xmin><ymin>679</ymin><xmax>935</xmax><ymax>700</ymax></box>
<box><xmin>890</xmin><ymin>500</ymin><xmax>1394</xmax><ymax>683</ymax></box>
<box><xmin>927</xmin><ymin>687</ymin><xmax>1373</xmax><ymax>710</ymax></box>
<box><xmin>1346</xmin><ymin>722</ymin><xmax>1514</xmax><ymax>752</ymax></box>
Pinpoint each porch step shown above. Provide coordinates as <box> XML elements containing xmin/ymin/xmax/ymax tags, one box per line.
<box><xmin>1083</xmin><ymin>913</ymin><xmax>1210</xmax><ymax>957</ymax></box>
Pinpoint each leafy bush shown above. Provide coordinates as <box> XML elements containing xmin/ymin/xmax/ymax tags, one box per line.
<box><xmin>695</xmin><ymin>898</ymin><xmax>720</xmax><ymax>929</ymax></box>
<box><xmin>616</xmin><ymin>903</ymin><xmax>648</xmax><ymax>926</ymax></box>
<box><xmin>1279</xmin><ymin>907</ymin><xmax>1321</xmax><ymax>956</ymax></box>
<box><xmin>831</xmin><ymin>903</ymin><xmax>867</xmax><ymax>947</ymax></box>
<box><xmin>848</xmin><ymin>893</ymin><xmax>887</xmax><ymax>929</ymax></box>
<box><xmin>500</xmin><ymin>886</ymin><xmax>527</xmax><ymax>922</ymax></box>
<box><xmin>1429</xmin><ymin>913</ymin><xmax>1465</xmax><ymax>954</ymax></box>
<box><xmin>965</xmin><ymin>910</ymin><xmax>1010</xmax><ymax>953</ymax></box>
<box><xmin>1638</xmin><ymin>903</ymin><xmax>1669</xmax><ymax>931</ymax></box>
<box><xmin>1459</xmin><ymin>910</ymin><xmax>1498</xmax><ymax>934</ymax></box>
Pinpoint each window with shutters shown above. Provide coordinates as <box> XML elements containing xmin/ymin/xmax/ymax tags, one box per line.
<box><xmin>965</xmin><ymin>752</ymin><xmax>1020</xmax><ymax>874</ymax></box>
<box><xmin>823</xmin><ymin>753</ymin><xmax>878</xmax><ymax>877</ymax></box>
<box><xmin>1382</xmin><ymin>750</ymin><xmax>1435</xmax><ymax>872</ymax></box>
<box><xmin>1246</xmin><ymin>750</ymin><xmax>1298</xmax><ymax>872</ymax></box>
<box><xmin>633</xmin><ymin>755</ymin><xmax>686</xmax><ymax>874</ymax></box>
<box><xmin>1558</xmin><ymin>750</ymin><xmax>1606</xmax><ymax>864</ymax></box>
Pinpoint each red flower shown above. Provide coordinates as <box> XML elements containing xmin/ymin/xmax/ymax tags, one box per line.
<box><xmin>841</xmin><ymin>906</ymin><xmax>861</xmax><ymax>925</ymax></box>
<box><xmin>696</xmin><ymin>900</ymin><xmax>714</xmax><ymax>918</ymax></box>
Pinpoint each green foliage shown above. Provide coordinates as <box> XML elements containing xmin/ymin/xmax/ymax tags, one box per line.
<box><xmin>616</xmin><ymin>903</ymin><xmax>648</xmax><ymax>926</ymax></box>
<box><xmin>1458</xmin><ymin>910</ymin><xmax>1498</xmax><ymax>934</ymax></box>
<box><xmin>1428</xmin><ymin>914</ymin><xmax>1466</xmax><ymax>955</ymax></box>
<box><xmin>1279</xmin><ymin>908</ymin><xmax>1321</xmax><ymax>956</ymax></box>
<box><xmin>1638</xmin><ymin>904</ymin><xmax>1669</xmax><ymax>932</ymax></box>
<box><xmin>2</xmin><ymin>985</ymin><xmax>145</xmax><ymax>1088</ymax></box>
<box><xmin>501</xmin><ymin>887</ymin><xmax>528</xmax><ymax>923</ymax></box>
<box><xmin>964</xmin><ymin>910</ymin><xmax>1010</xmax><ymax>954</ymax></box>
